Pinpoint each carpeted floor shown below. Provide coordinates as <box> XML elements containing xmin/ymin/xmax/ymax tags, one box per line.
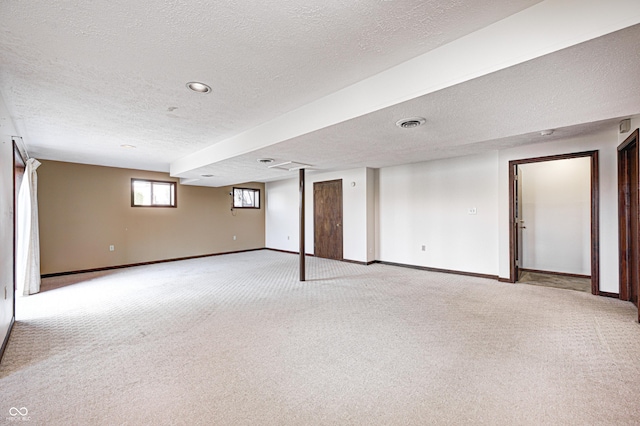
<box><xmin>1</xmin><ymin>250</ymin><xmax>639</xmax><ymax>425</ymax></box>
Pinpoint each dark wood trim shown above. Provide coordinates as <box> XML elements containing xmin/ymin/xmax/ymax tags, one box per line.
<box><xmin>131</xmin><ymin>178</ymin><xmax>177</xmax><ymax>208</ymax></box>
<box><xmin>299</xmin><ymin>169</ymin><xmax>305</xmax><ymax>281</ymax></box>
<box><xmin>508</xmin><ymin>162</ymin><xmax>516</xmax><ymax>283</ymax></box>
<box><xmin>598</xmin><ymin>291</ymin><xmax>620</xmax><ymax>299</ymax></box>
<box><xmin>508</xmin><ymin>150</ymin><xmax>600</xmax><ymax>295</ymax></box>
<box><xmin>617</xmin><ymin>129</ymin><xmax>640</xmax><ymax>322</ymax></box>
<box><xmin>41</xmin><ymin>248</ymin><xmax>264</xmax><ymax>278</ymax></box>
<box><xmin>510</xmin><ymin>150</ymin><xmax>599</xmax><ymax>165</ymax></box>
<box><xmin>0</xmin><ymin>317</ymin><xmax>15</xmax><ymax>364</ymax></box>
<box><xmin>618</xmin><ymin>133</ymin><xmax>632</xmax><ymax>301</ymax></box>
<box><xmin>618</xmin><ymin>128</ymin><xmax>639</xmax><ymax>152</ymax></box>
<box><xmin>618</xmin><ymin>148</ymin><xmax>627</xmax><ymax>300</ymax></box>
<box><xmin>519</xmin><ymin>268</ymin><xmax>591</xmax><ymax>280</ymax></box>
<box><xmin>266</xmin><ymin>248</ymin><xmax>314</xmax><ymax>257</ymax></box>
<box><xmin>498</xmin><ymin>278</ymin><xmax>512</xmax><ymax>283</ymax></box>
<box><xmin>590</xmin><ymin>151</ymin><xmax>600</xmax><ymax>295</ymax></box>
<box><xmin>232</xmin><ymin>187</ymin><xmax>261</xmax><ymax>209</ymax></box>
<box><xmin>266</xmin><ymin>248</ymin><xmax>373</xmax><ymax>265</ymax></box>
<box><xmin>341</xmin><ymin>258</ymin><xmax>375</xmax><ymax>266</ymax></box>
<box><xmin>376</xmin><ymin>261</ymin><xmax>498</xmax><ymax>281</ymax></box>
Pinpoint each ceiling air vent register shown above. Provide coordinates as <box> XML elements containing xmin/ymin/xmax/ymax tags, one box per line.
<box><xmin>396</xmin><ymin>117</ymin><xmax>426</xmax><ymax>129</ymax></box>
<box><xmin>268</xmin><ymin>161</ymin><xmax>312</xmax><ymax>171</ymax></box>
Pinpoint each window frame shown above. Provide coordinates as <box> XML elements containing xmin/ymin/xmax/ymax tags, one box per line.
<box><xmin>131</xmin><ymin>178</ymin><xmax>177</xmax><ymax>208</ymax></box>
<box><xmin>233</xmin><ymin>187</ymin><xmax>260</xmax><ymax>209</ymax></box>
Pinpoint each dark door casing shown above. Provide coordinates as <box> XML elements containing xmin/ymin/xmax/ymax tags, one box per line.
<box><xmin>515</xmin><ymin>165</ymin><xmax>524</xmax><ymax>280</ymax></box>
<box><xmin>508</xmin><ymin>150</ymin><xmax>599</xmax><ymax>295</ymax></box>
<box><xmin>618</xmin><ymin>129</ymin><xmax>640</xmax><ymax>321</ymax></box>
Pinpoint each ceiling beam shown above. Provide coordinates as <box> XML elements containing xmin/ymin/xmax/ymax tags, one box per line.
<box><xmin>170</xmin><ymin>0</ymin><xmax>640</xmax><ymax>178</ymax></box>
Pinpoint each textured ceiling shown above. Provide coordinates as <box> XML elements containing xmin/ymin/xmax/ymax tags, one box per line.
<box><xmin>176</xmin><ymin>23</ymin><xmax>640</xmax><ymax>186</ymax></box>
<box><xmin>0</xmin><ymin>0</ymin><xmax>639</xmax><ymax>186</ymax></box>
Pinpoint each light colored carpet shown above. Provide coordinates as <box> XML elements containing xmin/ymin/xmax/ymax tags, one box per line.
<box><xmin>1</xmin><ymin>250</ymin><xmax>639</xmax><ymax>425</ymax></box>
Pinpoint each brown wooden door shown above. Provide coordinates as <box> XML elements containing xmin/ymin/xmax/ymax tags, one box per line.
<box><xmin>618</xmin><ymin>129</ymin><xmax>640</xmax><ymax>321</ymax></box>
<box><xmin>314</xmin><ymin>179</ymin><xmax>343</xmax><ymax>260</ymax></box>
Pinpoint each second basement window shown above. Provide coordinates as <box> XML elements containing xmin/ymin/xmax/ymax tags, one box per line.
<box><xmin>233</xmin><ymin>187</ymin><xmax>260</xmax><ymax>209</ymax></box>
<box><xmin>132</xmin><ymin>179</ymin><xmax>176</xmax><ymax>207</ymax></box>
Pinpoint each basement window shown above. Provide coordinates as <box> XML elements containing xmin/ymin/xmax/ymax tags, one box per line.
<box><xmin>131</xmin><ymin>179</ymin><xmax>176</xmax><ymax>207</ymax></box>
<box><xmin>233</xmin><ymin>187</ymin><xmax>260</xmax><ymax>209</ymax></box>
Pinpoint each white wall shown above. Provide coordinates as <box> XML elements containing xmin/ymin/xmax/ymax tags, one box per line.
<box><xmin>266</xmin><ymin>125</ymin><xmax>623</xmax><ymax>293</ymax></box>
<box><xmin>499</xmin><ymin>127</ymin><xmax>620</xmax><ymax>292</ymax></box>
<box><xmin>377</xmin><ymin>152</ymin><xmax>499</xmax><ymax>275</ymax></box>
<box><xmin>366</xmin><ymin>168</ymin><xmax>376</xmax><ymax>263</ymax></box>
<box><xmin>265</xmin><ymin>178</ymin><xmax>299</xmax><ymax>253</ymax></box>
<box><xmin>265</xmin><ymin>167</ymin><xmax>374</xmax><ymax>263</ymax></box>
<box><xmin>0</xmin><ymin>91</ymin><xmax>17</xmax><ymax>356</ymax></box>
<box><xmin>519</xmin><ymin>158</ymin><xmax>591</xmax><ymax>275</ymax></box>
<box><xmin>0</xmin><ymin>135</ymin><xmax>15</xmax><ymax>355</ymax></box>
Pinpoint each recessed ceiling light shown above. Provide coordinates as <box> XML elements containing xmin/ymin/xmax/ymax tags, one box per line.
<box><xmin>186</xmin><ymin>82</ymin><xmax>212</xmax><ymax>94</ymax></box>
<box><xmin>396</xmin><ymin>117</ymin><xmax>426</xmax><ymax>129</ymax></box>
<box><xmin>540</xmin><ymin>129</ymin><xmax>555</xmax><ymax>136</ymax></box>
<box><xmin>201</xmin><ymin>174</ymin><xmax>214</xmax><ymax>178</ymax></box>
<box><xmin>257</xmin><ymin>158</ymin><xmax>274</xmax><ymax>164</ymax></box>
<box><xmin>120</xmin><ymin>144</ymin><xmax>136</xmax><ymax>149</ymax></box>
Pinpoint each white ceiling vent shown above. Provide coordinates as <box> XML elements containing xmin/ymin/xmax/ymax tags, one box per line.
<box><xmin>396</xmin><ymin>117</ymin><xmax>426</xmax><ymax>129</ymax></box>
<box><xmin>268</xmin><ymin>161</ymin><xmax>312</xmax><ymax>171</ymax></box>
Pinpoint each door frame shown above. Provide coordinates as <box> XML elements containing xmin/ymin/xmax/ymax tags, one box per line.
<box><xmin>515</xmin><ymin>165</ymin><xmax>524</xmax><ymax>279</ymax></box>
<box><xmin>617</xmin><ymin>129</ymin><xmax>640</xmax><ymax>312</ymax></box>
<box><xmin>508</xmin><ymin>150</ymin><xmax>600</xmax><ymax>295</ymax></box>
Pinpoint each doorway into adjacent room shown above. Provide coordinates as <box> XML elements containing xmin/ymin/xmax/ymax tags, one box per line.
<box><xmin>509</xmin><ymin>151</ymin><xmax>599</xmax><ymax>294</ymax></box>
<box><xmin>617</xmin><ymin>129</ymin><xmax>640</xmax><ymax>322</ymax></box>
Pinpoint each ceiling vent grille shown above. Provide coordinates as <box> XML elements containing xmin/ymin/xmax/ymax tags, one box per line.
<box><xmin>396</xmin><ymin>117</ymin><xmax>426</xmax><ymax>129</ymax></box>
<box><xmin>268</xmin><ymin>161</ymin><xmax>312</xmax><ymax>171</ymax></box>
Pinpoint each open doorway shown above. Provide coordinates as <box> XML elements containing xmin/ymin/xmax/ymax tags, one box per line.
<box><xmin>508</xmin><ymin>151</ymin><xmax>599</xmax><ymax>294</ymax></box>
<box><xmin>617</xmin><ymin>128</ymin><xmax>640</xmax><ymax>322</ymax></box>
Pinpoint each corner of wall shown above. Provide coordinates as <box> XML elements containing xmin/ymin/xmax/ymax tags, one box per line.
<box><xmin>366</xmin><ymin>168</ymin><xmax>377</xmax><ymax>263</ymax></box>
<box><xmin>0</xmin><ymin>134</ymin><xmax>16</xmax><ymax>360</ymax></box>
